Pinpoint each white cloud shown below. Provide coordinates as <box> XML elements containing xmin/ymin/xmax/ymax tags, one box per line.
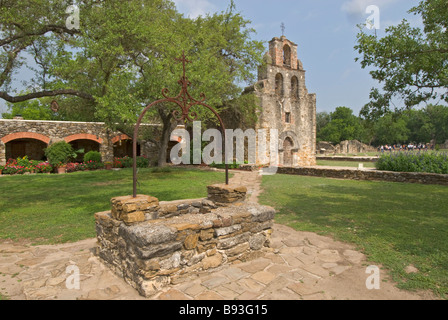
<box><xmin>173</xmin><ymin>0</ymin><xmax>217</xmax><ymax>19</ymax></box>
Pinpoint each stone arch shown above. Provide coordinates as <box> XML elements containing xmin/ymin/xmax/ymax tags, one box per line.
<box><xmin>65</xmin><ymin>134</ymin><xmax>103</xmax><ymax>162</ymax></box>
<box><xmin>1</xmin><ymin>132</ymin><xmax>51</xmax><ymax>162</ymax></box>
<box><xmin>278</xmin><ymin>131</ymin><xmax>299</xmax><ymax>167</ymax></box>
<box><xmin>291</xmin><ymin>76</ymin><xmax>299</xmax><ymax>100</ymax></box>
<box><xmin>275</xmin><ymin>73</ymin><xmax>284</xmax><ymax>97</ymax></box>
<box><xmin>111</xmin><ymin>134</ymin><xmax>131</xmax><ymax>145</ymax></box>
<box><xmin>1</xmin><ymin>132</ymin><xmax>51</xmax><ymax>145</ymax></box>
<box><xmin>278</xmin><ymin>131</ymin><xmax>299</xmax><ymax>151</ymax></box>
<box><xmin>111</xmin><ymin>134</ymin><xmax>140</xmax><ymax>158</ymax></box>
<box><xmin>283</xmin><ymin>44</ymin><xmax>291</xmax><ymax>67</ymax></box>
<box><xmin>64</xmin><ymin>133</ymin><xmax>103</xmax><ymax>144</ymax></box>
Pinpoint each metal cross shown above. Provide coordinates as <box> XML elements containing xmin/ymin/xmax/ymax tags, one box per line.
<box><xmin>281</xmin><ymin>22</ymin><xmax>285</xmax><ymax>36</ymax></box>
<box><xmin>174</xmin><ymin>51</ymin><xmax>191</xmax><ymax>78</ymax></box>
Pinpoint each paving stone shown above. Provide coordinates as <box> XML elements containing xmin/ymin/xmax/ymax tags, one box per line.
<box><xmin>251</xmin><ymin>271</ymin><xmax>276</xmax><ymax>285</ymax></box>
<box><xmin>266</xmin><ymin>264</ymin><xmax>292</xmax><ymax>275</ymax></box>
<box><xmin>318</xmin><ymin>249</ymin><xmax>342</xmax><ymax>263</ymax></box>
<box><xmin>343</xmin><ymin>249</ymin><xmax>365</xmax><ymax>264</ymax></box>
<box><xmin>236</xmin><ymin>278</ymin><xmax>265</xmax><ymax>292</ymax></box>
<box><xmin>264</xmin><ymin>276</ymin><xmax>293</xmax><ymax>293</ymax></box>
<box><xmin>182</xmin><ymin>283</ymin><xmax>206</xmax><ymax>297</ymax></box>
<box><xmin>237</xmin><ymin>291</ymin><xmax>261</xmax><ymax>300</ymax></box>
<box><xmin>195</xmin><ymin>290</ymin><xmax>224</xmax><ymax>300</ymax></box>
<box><xmin>158</xmin><ymin>289</ymin><xmax>192</xmax><ymax>300</ymax></box>
<box><xmin>201</xmin><ymin>276</ymin><xmax>230</xmax><ymax>289</ymax></box>
<box><xmin>236</xmin><ymin>258</ymin><xmax>271</xmax><ymax>273</ymax></box>
<box><xmin>219</xmin><ymin>267</ymin><xmax>250</xmax><ymax>281</ymax></box>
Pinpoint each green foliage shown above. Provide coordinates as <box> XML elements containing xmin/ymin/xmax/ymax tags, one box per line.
<box><xmin>1</xmin><ymin>99</ymin><xmax>55</xmax><ymax>120</ymax></box>
<box><xmin>376</xmin><ymin>152</ymin><xmax>448</xmax><ymax>174</ymax></box>
<box><xmin>318</xmin><ymin>107</ymin><xmax>367</xmax><ymax>144</ymax></box>
<box><xmin>136</xmin><ymin>156</ymin><xmax>150</xmax><ymax>168</ymax></box>
<box><xmin>373</xmin><ymin>113</ymin><xmax>410</xmax><ymax>145</ymax></box>
<box><xmin>355</xmin><ymin>0</ymin><xmax>448</xmax><ymax>116</ymax></box>
<box><xmin>83</xmin><ymin>151</ymin><xmax>102</xmax><ymax>163</ymax></box>
<box><xmin>44</xmin><ymin>141</ymin><xmax>77</xmax><ymax>167</ymax></box>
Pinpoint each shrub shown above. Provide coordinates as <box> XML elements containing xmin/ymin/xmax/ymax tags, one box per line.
<box><xmin>83</xmin><ymin>151</ymin><xmax>102</xmax><ymax>163</ymax></box>
<box><xmin>376</xmin><ymin>152</ymin><xmax>448</xmax><ymax>174</ymax></box>
<box><xmin>113</xmin><ymin>156</ymin><xmax>133</xmax><ymax>168</ymax></box>
<box><xmin>136</xmin><ymin>156</ymin><xmax>150</xmax><ymax>168</ymax></box>
<box><xmin>45</xmin><ymin>141</ymin><xmax>77</xmax><ymax>167</ymax></box>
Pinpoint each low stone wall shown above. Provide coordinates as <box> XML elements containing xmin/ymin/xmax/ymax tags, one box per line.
<box><xmin>277</xmin><ymin>167</ymin><xmax>448</xmax><ymax>186</ymax></box>
<box><xmin>316</xmin><ymin>156</ymin><xmax>378</xmax><ymax>162</ymax></box>
<box><xmin>95</xmin><ymin>184</ymin><xmax>275</xmax><ymax>297</ymax></box>
<box><xmin>238</xmin><ymin>165</ymin><xmax>448</xmax><ymax>186</ymax></box>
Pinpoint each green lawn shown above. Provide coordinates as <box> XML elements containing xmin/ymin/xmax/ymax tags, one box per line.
<box><xmin>0</xmin><ymin>167</ymin><xmax>226</xmax><ymax>244</ymax></box>
<box><xmin>260</xmin><ymin>174</ymin><xmax>448</xmax><ymax>299</ymax></box>
<box><xmin>316</xmin><ymin>160</ymin><xmax>376</xmax><ymax>168</ymax></box>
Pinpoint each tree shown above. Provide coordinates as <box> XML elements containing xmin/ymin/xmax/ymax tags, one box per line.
<box><xmin>373</xmin><ymin>113</ymin><xmax>409</xmax><ymax>146</ymax></box>
<box><xmin>0</xmin><ymin>0</ymin><xmax>264</xmax><ymax>166</ymax></box>
<box><xmin>316</xmin><ymin>111</ymin><xmax>330</xmax><ymax>142</ymax></box>
<box><xmin>318</xmin><ymin>107</ymin><xmax>366</xmax><ymax>144</ymax></box>
<box><xmin>355</xmin><ymin>0</ymin><xmax>448</xmax><ymax>117</ymax></box>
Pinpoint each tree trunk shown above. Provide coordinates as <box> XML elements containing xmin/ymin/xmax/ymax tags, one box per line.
<box><xmin>157</xmin><ymin>108</ymin><xmax>176</xmax><ymax>167</ymax></box>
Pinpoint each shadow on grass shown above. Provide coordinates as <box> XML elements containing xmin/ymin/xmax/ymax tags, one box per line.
<box><xmin>260</xmin><ymin>174</ymin><xmax>448</xmax><ymax>298</ymax></box>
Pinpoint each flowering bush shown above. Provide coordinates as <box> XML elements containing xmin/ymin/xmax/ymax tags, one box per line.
<box><xmin>113</xmin><ymin>156</ymin><xmax>148</xmax><ymax>168</ymax></box>
<box><xmin>66</xmin><ymin>162</ymin><xmax>80</xmax><ymax>173</ymax></box>
<box><xmin>84</xmin><ymin>160</ymin><xmax>104</xmax><ymax>170</ymax></box>
<box><xmin>35</xmin><ymin>162</ymin><xmax>53</xmax><ymax>173</ymax></box>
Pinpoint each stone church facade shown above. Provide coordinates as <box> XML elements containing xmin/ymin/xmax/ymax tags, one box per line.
<box><xmin>250</xmin><ymin>36</ymin><xmax>317</xmax><ymax>167</ymax></box>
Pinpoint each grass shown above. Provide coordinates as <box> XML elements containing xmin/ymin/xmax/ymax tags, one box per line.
<box><xmin>0</xmin><ymin>167</ymin><xmax>227</xmax><ymax>245</ymax></box>
<box><xmin>316</xmin><ymin>160</ymin><xmax>376</xmax><ymax>168</ymax></box>
<box><xmin>260</xmin><ymin>174</ymin><xmax>448</xmax><ymax>298</ymax></box>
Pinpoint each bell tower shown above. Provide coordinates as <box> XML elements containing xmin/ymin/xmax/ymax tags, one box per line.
<box><xmin>252</xmin><ymin>36</ymin><xmax>317</xmax><ymax>167</ymax></box>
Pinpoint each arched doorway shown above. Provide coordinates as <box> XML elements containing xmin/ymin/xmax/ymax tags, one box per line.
<box><xmin>64</xmin><ymin>134</ymin><xmax>103</xmax><ymax>162</ymax></box>
<box><xmin>1</xmin><ymin>132</ymin><xmax>50</xmax><ymax>162</ymax></box>
<box><xmin>112</xmin><ymin>134</ymin><xmax>140</xmax><ymax>158</ymax></box>
<box><xmin>283</xmin><ymin>137</ymin><xmax>293</xmax><ymax>167</ymax></box>
<box><xmin>6</xmin><ymin>138</ymin><xmax>47</xmax><ymax>161</ymax></box>
<box><xmin>69</xmin><ymin>139</ymin><xmax>100</xmax><ymax>162</ymax></box>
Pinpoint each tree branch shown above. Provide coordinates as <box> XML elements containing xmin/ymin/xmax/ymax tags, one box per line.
<box><xmin>0</xmin><ymin>24</ymin><xmax>80</xmax><ymax>47</ymax></box>
<box><xmin>0</xmin><ymin>89</ymin><xmax>94</xmax><ymax>103</ymax></box>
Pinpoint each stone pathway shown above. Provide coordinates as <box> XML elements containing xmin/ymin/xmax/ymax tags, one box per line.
<box><xmin>0</xmin><ymin>170</ymin><xmax>437</xmax><ymax>300</ymax></box>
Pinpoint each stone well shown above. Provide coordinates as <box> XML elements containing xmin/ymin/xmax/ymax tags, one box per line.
<box><xmin>94</xmin><ymin>184</ymin><xmax>275</xmax><ymax>297</ymax></box>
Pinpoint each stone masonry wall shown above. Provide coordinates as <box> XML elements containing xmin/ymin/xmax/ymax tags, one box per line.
<box><xmin>0</xmin><ymin>119</ymin><xmax>159</xmax><ymax>165</ymax></box>
<box><xmin>238</xmin><ymin>165</ymin><xmax>448</xmax><ymax>186</ymax></box>
<box><xmin>95</xmin><ymin>185</ymin><xmax>275</xmax><ymax>297</ymax></box>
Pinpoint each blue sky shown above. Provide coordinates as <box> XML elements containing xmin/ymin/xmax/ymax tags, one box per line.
<box><xmin>0</xmin><ymin>0</ymin><xmax>423</xmax><ymax>117</ymax></box>
<box><xmin>174</xmin><ymin>0</ymin><xmax>423</xmax><ymax>114</ymax></box>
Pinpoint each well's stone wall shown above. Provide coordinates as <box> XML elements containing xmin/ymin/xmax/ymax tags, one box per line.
<box><xmin>95</xmin><ymin>185</ymin><xmax>275</xmax><ymax>297</ymax></box>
